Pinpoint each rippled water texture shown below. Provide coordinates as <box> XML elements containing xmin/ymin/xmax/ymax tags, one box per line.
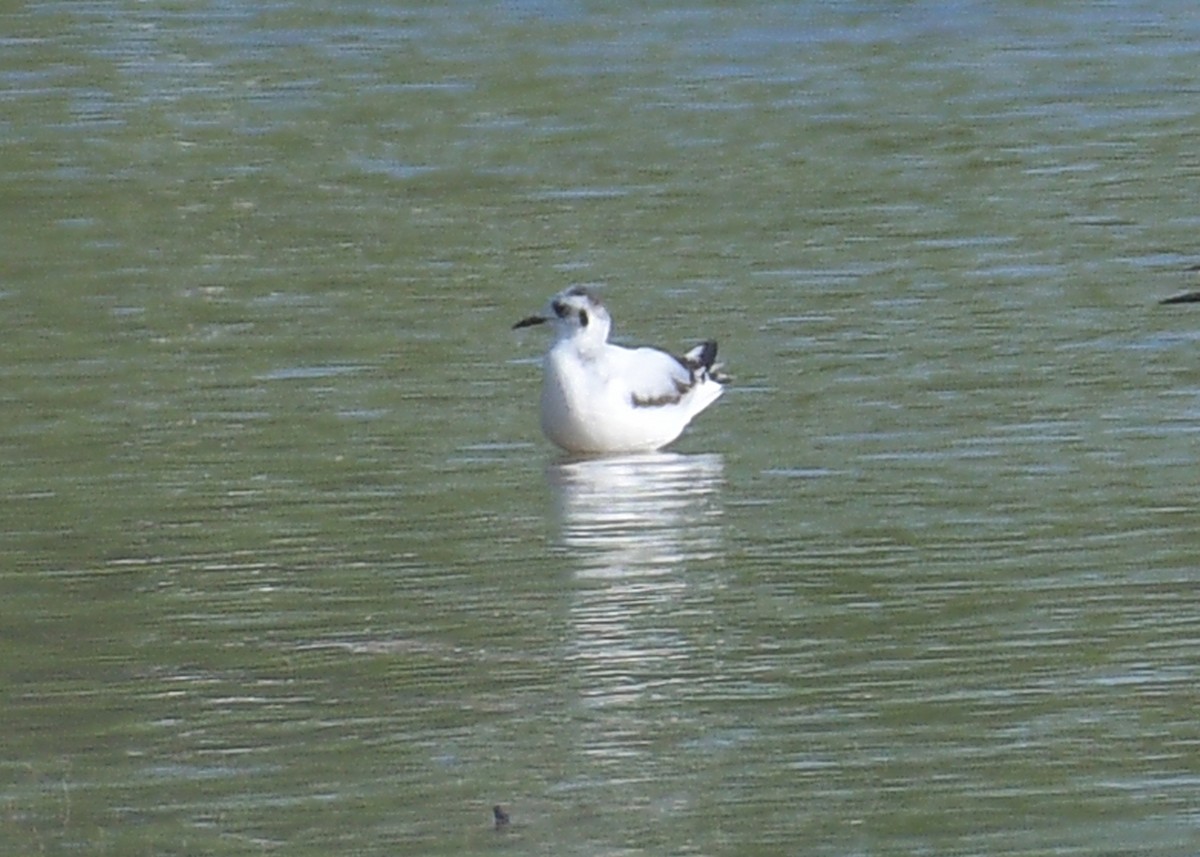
<box><xmin>2</xmin><ymin>2</ymin><xmax>1198</xmax><ymax>855</ymax></box>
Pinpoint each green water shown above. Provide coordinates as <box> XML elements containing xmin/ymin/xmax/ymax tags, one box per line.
<box><xmin>3</xmin><ymin>2</ymin><xmax>1198</xmax><ymax>855</ymax></box>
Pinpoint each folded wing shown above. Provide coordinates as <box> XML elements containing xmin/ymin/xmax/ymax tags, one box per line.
<box><xmin>619</xmin><ymin>342</ymin><xmax>722</xmax><ymax>408</ymax></box>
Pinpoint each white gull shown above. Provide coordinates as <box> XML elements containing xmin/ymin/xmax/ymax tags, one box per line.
<box><xmin>514</xmin><ymin>286</ymin><xmax>727</xmax><ymax>454</ymax></box>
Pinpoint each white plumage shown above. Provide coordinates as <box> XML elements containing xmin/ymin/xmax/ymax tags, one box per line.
<box><xmin>514</xmin><ymin>287</ymin><xmax>727</xmax><ymax>454</ymax></box>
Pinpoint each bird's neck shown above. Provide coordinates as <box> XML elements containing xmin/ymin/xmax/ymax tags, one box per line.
<box><xmin>562</xmin><ymin>332</ymin><xmax>607</xmax><ymax>360</ymax></box>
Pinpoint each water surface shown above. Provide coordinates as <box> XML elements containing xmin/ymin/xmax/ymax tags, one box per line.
<box><xmin>2</xmin><ymin>2</ymin><xmax>1198</xmax><ymax>855</ymax></box>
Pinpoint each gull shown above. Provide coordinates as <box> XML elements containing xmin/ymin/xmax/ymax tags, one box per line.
<box><xmin>513</xmin><ymin>286</ymin><xmax>727</xmax><ymax>454</ymax></box>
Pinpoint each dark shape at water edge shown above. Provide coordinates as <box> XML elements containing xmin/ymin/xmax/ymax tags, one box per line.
<box><xmin>1159</xmin><ymin>290</ymin><xmax>1200</xmax><ymax>304</ymax></box>
<box><xmin>493</xmin><ymin>805</ymin><xmax>511</xmax><ymax>831</ymax></box>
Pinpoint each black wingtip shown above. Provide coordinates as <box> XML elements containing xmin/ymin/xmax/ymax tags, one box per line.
<box><xmin>679</xmin><ymin>340</ymin><xmax>729</xmax><ymax>383</ymax></box>
<box><xmin>682</xmin><ymin>340</ymin><xmax>718</xmax><ymax>371</ymax></box>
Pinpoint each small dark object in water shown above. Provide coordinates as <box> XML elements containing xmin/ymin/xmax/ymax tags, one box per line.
<box><xmin>1159</xmin><ymin>291</ymin><xmax>1200</xmax><ymax>305</ymax></box>
<box><xmin>493</xmin><ymin>805</ymin><xmax>510</xmax><ymax>831</ymax></box>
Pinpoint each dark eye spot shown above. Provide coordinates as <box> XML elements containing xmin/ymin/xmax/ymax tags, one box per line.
<box><xmin>552</xmin><ymin>301</ymin><xmax>567</xmax><ymax>318</ymax></box>
<box><xmin>579</xmin><ymin>309</ymin><xmax>589</xmax><ymax>327</ymax></box>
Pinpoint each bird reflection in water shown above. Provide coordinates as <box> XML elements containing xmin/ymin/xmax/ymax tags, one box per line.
<box><xmin>546</xmin><ymin>452</ymin><xmax>725</xmax><ymax>580</ymax></box>
<box><xmin>547</xmin><ymin>452</ymin><xmax>725</xmax><ymax>721</ymax></box>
